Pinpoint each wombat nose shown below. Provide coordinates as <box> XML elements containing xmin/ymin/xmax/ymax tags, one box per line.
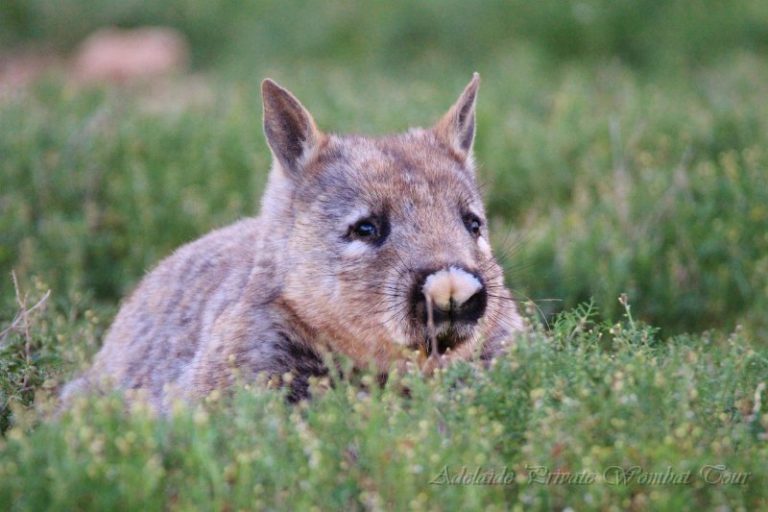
<box><xmin>411</xmin><ymin>266</ymin><xmax>487</xmax><ymax>325</ymax></box>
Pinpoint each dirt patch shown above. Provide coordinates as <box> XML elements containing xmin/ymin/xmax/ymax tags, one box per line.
<box><xmin>0</xmin><ymin>26</ymin><xmax>210</xmax><ymax>111</ymax></box>
<box><xmin>73</xmin><ymin>27</ymin><xmax>189</xmax><ymax>84</ymax></box>
<box><xmin>1</xmin><ymin>27</ymin><xmax>189</xmax><ymax>91</ymax></box>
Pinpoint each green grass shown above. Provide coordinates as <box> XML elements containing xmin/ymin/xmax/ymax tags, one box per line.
<box><xmin>2</xmin><ymin>305</ymin><xmax>767</xmax><ymax>510</ymax></box>
<box><xmin>1</xmin><ymin>1</ymin><xmax>768</xmax><ymax>510</ymax></box>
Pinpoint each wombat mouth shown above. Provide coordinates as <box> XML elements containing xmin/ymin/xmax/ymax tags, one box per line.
<box><xmin>419</xmin><ymin>287</ymin><xmax>475</xmax><ymax>357</ymax></box>
<box><xmin>431</xmin><ymin>329</ymin><xmax>467</xmax><ymax>355</ymax></box>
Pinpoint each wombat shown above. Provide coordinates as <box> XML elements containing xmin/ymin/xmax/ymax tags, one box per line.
<box><xmin>61</xmin><ymin>74</ymin><xmax>525</xmax><ymax>410</ymax></box>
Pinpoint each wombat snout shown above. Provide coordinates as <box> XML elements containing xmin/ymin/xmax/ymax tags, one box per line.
<box><xmin>409</xmin><ymin>266</ymin><xmax>488</xmax><ymax>352</ymax></box>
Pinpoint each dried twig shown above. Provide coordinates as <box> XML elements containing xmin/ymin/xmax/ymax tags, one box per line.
<box><xmin>0</xmin><ymin>271</ymin><xmax>51</xmax><ymax>349</ymax></box>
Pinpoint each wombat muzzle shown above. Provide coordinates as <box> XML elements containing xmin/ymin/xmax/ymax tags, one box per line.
<box><xmin>409</xmin><ymin>266</ymin><xmax>488</xmax><ymax>354</ymax></box>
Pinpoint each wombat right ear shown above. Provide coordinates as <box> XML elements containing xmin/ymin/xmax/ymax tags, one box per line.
<box><xmin>262</xmin><ymin>79</ymin><xmax>322</xmax><ymax>177</ymax></box>
<box><xmin>433</xmin><ymin>72</ymin><xmax>480</xmax><ymax>163</ymax></box>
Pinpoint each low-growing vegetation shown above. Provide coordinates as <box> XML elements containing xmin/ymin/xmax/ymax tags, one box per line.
<box><xmin>1</xmin><ymin>302</ymin><xmax>766</xmax><ymax>510</ymax></box>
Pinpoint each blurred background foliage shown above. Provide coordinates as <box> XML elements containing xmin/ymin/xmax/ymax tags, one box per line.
<box><xmin>1</xmin><ymin>0</ymin><xmax>767</xmax><ymax>339</ymax></box>
<box><xmin>3</xmin><ymin>0</ymin><xmax>768</xmax><ymax>72</ymax></box>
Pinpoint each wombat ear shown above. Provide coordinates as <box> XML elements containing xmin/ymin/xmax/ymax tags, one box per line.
<box><xmin>433</xmin><ymin>72</ymin><xmax>480</xmax><ymax>162</ymax></box>
<box><xmin>262</xmin><ymin>79</ymin><xmax>322</xmax><ymax>177</ymax></box>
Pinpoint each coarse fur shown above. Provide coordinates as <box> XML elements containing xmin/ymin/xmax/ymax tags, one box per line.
<box><xmin>61</xmin><ymin>74</ymin><xmax>525</xmax><ymax>410</ymax></box>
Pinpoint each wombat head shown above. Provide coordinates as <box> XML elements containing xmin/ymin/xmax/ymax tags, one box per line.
<box><xmin>260</xmin><ymin>74</ymin><xmax>522</xmax><ymax>369</ymax></box>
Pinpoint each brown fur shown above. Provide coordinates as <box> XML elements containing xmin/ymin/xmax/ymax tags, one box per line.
<box><xmin>61</xmin><ymin>74</ymin><xmax>525</xmax><ymax>410</ymax></box>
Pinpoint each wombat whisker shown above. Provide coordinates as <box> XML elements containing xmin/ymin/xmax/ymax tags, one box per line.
<box><xmin>369</xmin><ymin>292</ymin><xmax>406</xmax><ymax>302</ymax></box>
<box><xmin>373</xmin><ymin>301</ymin><xmax>406</xmax><ymax>314</ymax></box>
<box><xmin>381</xmin><ymin>303</ymin><xmax>410</xmax><ymax>324</ymax></box>
<box><xmin>485</xmin><ymin>313</ymin><xmax>519</xmax><ymax>337</ymax></box>
<box><xmin>369</xmin><ymin>288</ymin><xmax>403</xmax><ymax>296</ymax></box>
<box><xmin>368</xmin><ymin>308</ymin><xmax>398</xmax><ymax>318</ymax></box>
<box><xmin>507</xmin><ymin>289</ymin><xmax>551</xmax><ymax>329</ymax></box>
<box><xmin>489</xmin><ymin>237</ymin><xmax>533</xmax><ymax>277</ymax></box>
<box><xmin>484</xmin><ymin>284</ymin><xmax>511</xmax><ymax>294</ymax></box>
<box><xmin>475</xmin><ymin>180</ymin><xmax>490</xmax><ymax>195</ymax></box>
<box><xmin>485</xmin><ymin>293</ymin><xmax>522</xmax><ymax>303</ymax></box>
<box><xmin>391</xmin><ymin>259</ymin><xmax>414</xmax><ymax>284</ymax></box>
<box><xmin>392</xmin><ymin>251</ymin><xmax>411</xmax><ymax>271</ymax></box>
<box><xmin>479</xmin><ymin>260</ymin><xmax>505</xmax><ymax>274</ymax></box>
<box><xmin>505</xmin><ymin>288</ymin><xmax>550</xmax><ymax>302</ymax></box>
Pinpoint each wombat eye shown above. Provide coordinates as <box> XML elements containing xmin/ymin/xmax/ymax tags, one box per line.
<box><xmin>463</xmin><ymin>213</ymin><xmax>482</xmax><ymax>236</ymax></box>
<box><xmin>351</xmin><ymin>219</ymin><xmax>378</xmax><ymax>240</ymax></box>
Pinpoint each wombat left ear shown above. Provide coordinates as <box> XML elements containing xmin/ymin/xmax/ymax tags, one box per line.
<box><xmin>433</xmin><ymin>72</ymin><xmax>480</xmax><ymax>162</ymax></box>
<box><xmin>262</xmin><ymin>79</ymin><xmax>322</xmax><ymax>177</ymax></box>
